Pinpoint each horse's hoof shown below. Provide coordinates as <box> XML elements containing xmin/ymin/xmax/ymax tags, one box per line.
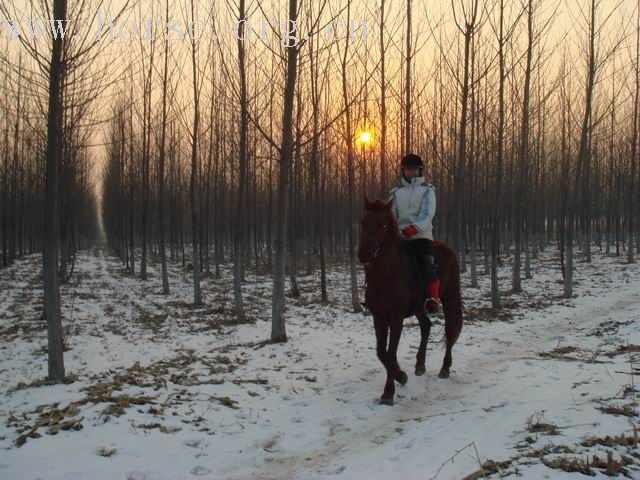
<box><xmin>397</xmin><ymin>371</ymin><xmax>408</xmax><ymax>385</ymax></box>
<box><xmin>415</xmin><ymin>366</ymin><xmax>426</xmax><ymax>376</ymax></box>
<box><xmin>438</xmin><ymin>370</ymin><xmax>450</xmax><ymax>379</ymax></box>
<box><xmin>380</xmin><ymin>397</ymin><xmax>394</xmax><ymax>406</ymax></box>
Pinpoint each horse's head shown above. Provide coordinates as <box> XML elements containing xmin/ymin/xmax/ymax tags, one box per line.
<box><xmin>358</xmin><ymin>196</ymin><xmax>399</xmax><ymax>265</ymax></box>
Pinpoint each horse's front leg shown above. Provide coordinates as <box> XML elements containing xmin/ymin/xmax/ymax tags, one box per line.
<box><xmin>380</xmin><ymin>319</ymin><xmax>407</xmax><ymax>405</ymax></box>
<box><xmin>415</xmin><ymin>312</ymin><xmax>432</xmax><ymax>376</ymax></box>
<box><xmin>388</xmin><ymin>320</ymin><xmax>408</xmax><ymax>385</ymax></box>
<box><xmin>374</xmin><ymin>317</ymin><xmax>388</xmax><ymax>370</ymax></box>
<box><xmin>374</xmin><ymin>318</ymin><xmax>394</xmax><ymax>405</ymax></box>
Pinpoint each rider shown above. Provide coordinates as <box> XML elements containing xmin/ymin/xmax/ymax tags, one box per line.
<box><xmin>389</xmin><ymin>153</ymin><xmax>440</xmax><ymax>314</ymax></box>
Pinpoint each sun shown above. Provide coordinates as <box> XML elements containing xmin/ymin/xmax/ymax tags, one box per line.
<box><xmin>357</xmin><ymin>130</ymin><xmax>373</xmax><ymax>146</ymax></box>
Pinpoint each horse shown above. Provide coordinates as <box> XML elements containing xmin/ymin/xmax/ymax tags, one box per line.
<box><xmin>357</xmin><ymin>197</ymin><xmax>463</xmax><ymax>405</ymax></box>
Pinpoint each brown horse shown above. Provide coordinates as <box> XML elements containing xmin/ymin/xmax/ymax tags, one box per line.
<box><xmin>358</xmin><ymin>197</ymin><xmax>463</xmax><ymax>405</ymax></box>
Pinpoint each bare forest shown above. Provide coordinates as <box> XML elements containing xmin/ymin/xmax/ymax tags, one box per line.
<box><xmin>1</xmin><ymin>0</ymin><xmax>640</xmax><ymax>477</ymax></box>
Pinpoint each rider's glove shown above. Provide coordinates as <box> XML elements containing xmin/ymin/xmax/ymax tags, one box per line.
<box><xmin>401</xmin><ymin>225</ymin><xmax>418</xmax><ymax>237</ymax></box>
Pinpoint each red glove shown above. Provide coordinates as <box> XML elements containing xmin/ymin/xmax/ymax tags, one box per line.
<box><xmin>401</xmin><ymin>225</ymin><xmax>418</xmax><ymax>237</ymax></box>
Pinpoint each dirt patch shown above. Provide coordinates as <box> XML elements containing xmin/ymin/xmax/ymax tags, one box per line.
<box><xmin>10</xmin><ymin>373</ymin><xmax>78</xmax><ymax>393</ymax></box>
<box><xmin>596</xmin><ymin>402</ymin><xmax>638</xmax><ymax>417</ymax></box>
<box><xmin>538</xmin><ymin>345</ymin><xmax>605</xmax><ymax>363</ymax></box>
<box><xmin>0</xmin><ymin>321</ymin><xmax>47</xmax><ymax>340</ymax></box>
<box><xmin>463</xmin><ymin>306</ymin><xmax>514</xmax><ymax>323</ymax></box>
<box><xmin>136</xmin><ymin>422</ymin><xmax>182</xmax><ymax>433</ymax></box>
<box><xmin>542</xmin><ymin>456</ymin><xmax>594</xmax><ymax>476</ymax></box>
<box><xmin>137</xmin><ymin>311</ymin><xmax>168</xmax><ymax>331</ymax></box>
<box><xmin>606</xmin><ymin>344</ymin><xmax>640</xmax><ymax>357</ymax></box>
<box><xmin>461</xmin><ymin>459</ymin><xmax>513</xmax><ymax>479</ymax></box>
<box><xmin>15</xmin><ymin>403</ymin><xmax>84</xmax><ymax>447</ymax></box>
<box><xmin>580</xmin><ymin>432</ymin><xmax>639</xmax><ymax>448</ymax></box>
<box><xmin>10</xmin><ymin>352</ymin><xmax>244</xmax><ymax>446</ymax></box>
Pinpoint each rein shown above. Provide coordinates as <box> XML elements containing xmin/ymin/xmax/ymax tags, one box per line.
<box><xmin>361</xmin><ymin>230</ymin><xmax>395</xmax><ymax>268</ymax></box>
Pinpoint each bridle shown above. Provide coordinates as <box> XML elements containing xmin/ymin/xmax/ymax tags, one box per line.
<box><xmin>360</xmin><ymin>226</ymin><xmax>393</xmax><ymax>268</ymax></box>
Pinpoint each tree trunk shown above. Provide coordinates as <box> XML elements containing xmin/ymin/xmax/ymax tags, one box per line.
<box><xmin>379</xmin><ymin>0</ymin><xmax>388</xmax><ymax>194</ymax></box>
<box><xmin>43</xmin><ymin>0</ymin><xmax>67</xmax><ymax>382</ymax></box>
<box><xmin>271</xmin><ymin>0</ymin><xmax>299</xmax><ymax>343</ymax></box>
<box><xmin>491</xmin><ymin>0</ymin><xmax>506</xmax><ymax>309</ymax></box>
<box><xmin>234</xmin><ymin>0</ymin><xmax>248</xmax><ymax>320</ymax></box>
<box><xmin>629</xmin><ymin>1</ymin><xmax>639</xmax><ymax>264</ymax></box>
<box><xmin>158</xmin><ymin>0</ymin><xmax>170</xmax><ymax>294</ymax></box>
<box><xmin>189</xmin><ymin>0</ymin><xmax>202</xmax><ymax>305</ymax></box>
<box><xmin>341</xmin><ymin>3</ymin><xmax>362</xmax><ymax>313</ymax></box>
<box><xmin>404</xmin><ymin>0</ymin><xmax>412</xmax><ymax>155</ymax></box>
<box><xmin>513</xmin><ymin>0</ymin><xmax>534</xmax><ymax>292</ymax></box>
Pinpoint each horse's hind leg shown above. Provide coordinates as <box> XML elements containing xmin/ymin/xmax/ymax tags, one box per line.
<box><xmin>439</xmin><ymin>342</ymin><xmax>453</xmax><ymax>378</ymax></box>
<box><xmin>415</xmin><ymin>312</ymin><xmax>431</xmax><ymax>376</ymax></box>
<box><xmin>439</xmin><ymin>298</ymin><xmax>462</xmax><ymax>379</ymax></box>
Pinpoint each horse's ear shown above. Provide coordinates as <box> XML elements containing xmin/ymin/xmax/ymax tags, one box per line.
<box><xmin>363</xmin><ymin>193</ymin><xmax>372</xmax><ymax>210</ymax></box>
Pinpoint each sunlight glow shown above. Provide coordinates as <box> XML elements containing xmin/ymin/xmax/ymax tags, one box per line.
<box><xmin>357</xmin><ymin>130</ymin><xmax>373</xmax><ymax>147</ymax></box>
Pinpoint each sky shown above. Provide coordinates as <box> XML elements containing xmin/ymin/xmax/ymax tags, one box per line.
<box><xmin>1</xmin><ymin>0</ymin><xmax>638</xmax><ymax>202</ymax></box>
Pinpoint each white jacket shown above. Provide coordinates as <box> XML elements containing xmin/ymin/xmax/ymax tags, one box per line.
<box><xmin>389</xmin><ymin>176</ymin><xmax>436</xmax><ymax>241</ymax></box>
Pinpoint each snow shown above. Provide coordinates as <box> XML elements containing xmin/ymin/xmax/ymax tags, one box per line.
<box><xmin>1</xmin><ymin>246</ymin><xmax>639</xmax><ymax>479</ymax></box>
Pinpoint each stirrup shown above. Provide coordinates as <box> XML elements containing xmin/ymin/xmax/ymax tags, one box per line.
<box><xmin>425</xmin><ymin>297</ymin><xmax>440</xmax><ymax>314</ymax></box>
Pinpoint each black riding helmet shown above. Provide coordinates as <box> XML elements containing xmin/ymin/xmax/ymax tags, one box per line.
<box><xmin>400</xmin><ymin>153</ymin><xmax>424</xmax><ymax>171</ymax></box>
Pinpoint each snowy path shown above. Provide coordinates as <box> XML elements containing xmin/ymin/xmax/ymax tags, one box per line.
<box><xmin>1</xmin><ymin>247</ymin><xmax>639</xmax><ymax>479</ymax></box>
<box><xmin>246</xmin><ymin>267</ymin><xmax>640</xmax><ymax>480</ymax></box>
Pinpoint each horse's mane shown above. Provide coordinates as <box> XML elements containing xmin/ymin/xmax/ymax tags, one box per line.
<box><xmin>366</xmin><ymin>199</ymin><xmax>400</xmax><ymax>239</ymax></box>
<box><xmin>367</xmin><ymin>199</ymin><xmax>390</xmax><ymax>211</ymax></box>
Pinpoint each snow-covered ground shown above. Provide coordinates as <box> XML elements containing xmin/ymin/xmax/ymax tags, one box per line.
<box><xmin>1</xmin><ymin>245</ymin><xmax>639</xmax><ymax>479</ymax></box>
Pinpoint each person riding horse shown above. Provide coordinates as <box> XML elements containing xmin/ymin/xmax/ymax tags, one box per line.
<box><xmin>359</xmin><ymin>161</ymin><xmax>462</xmax><ymax>404</ymax></box>
<box><xmin>389</xmin><ymin>153</ymin><xmax>440</xmax><ymax>314</ymax></box>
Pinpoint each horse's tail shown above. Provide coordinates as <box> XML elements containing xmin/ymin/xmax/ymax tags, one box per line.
<box><xmin>433</xmin><ymin>240</ymin><xmax>463</xmax><ymax>349</ymax></box>
<box><xmin>441</xmin><ymin>290</ymin><xmax>463</xmax><ymax>348</ymax></box>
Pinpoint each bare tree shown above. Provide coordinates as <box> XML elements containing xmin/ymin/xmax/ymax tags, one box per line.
<box><xmin>451</xmin><ymin>0</ymin><xmax>481</xmax><ymax>260</ymax></box>
<box><xmin>491</xmin><ymin>0</ymin><xmax>507</xmax><ymax>308</ymax></box>
<box><xmin>339</xmin><ymin>1</ymin><xmax>363</xmax><ymax>313</ymax></box>
<box><xmin>566</xmin><ymin>0</ymin><xmax>598</xmax><ymax>297</ymax></box>
<box><xmin>379</xmin><ymin>0</ymin><xmax>389</xmax><ymax>194</ymax></box>
<box><xmin>513</xmin><ymin>0</ymin><xmax>535</xmax><ymax>292</ymax></box>
<box><xmin>234</xmin><ymin>0</ymin><xmax>248</xmax><ymax>321</ymax></box>
<box><xmin>629</xmin><ymin>0</ymin><xmax>640</xmax><ymax>264</ymax></box>
<box><xmin>138</xmin><ymin>5</ymin><xmax>156</xmax><ymax>281</ymax></box>
<box><xmin>157</xmin><ymin>0</ymin><xmax>171</xmax><ymax>294</ymax></box>
<box><xmin>404</xmin><ymin>0</ymin><xmax>413</xmax><ymax>155</ymax></box>
<box><xmin>42</xmin><ymin>0</ymin><xmax>67</xmax><ymax>382</ymax></box>
<box><xmin>189</xmin><ymin>0</ymin><xmax>202</xmax><ymax>305</ymax></box>
<box><xmin>272</xmin><ymin>0</ymin><xmax>301</xmax><ymax>342</ymax></box>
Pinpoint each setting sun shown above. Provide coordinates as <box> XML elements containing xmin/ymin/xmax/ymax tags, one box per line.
<box><xmin>357</xmin><ymin>130</ymin><xmax>373</xmax><ymax>146</ymax></box>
